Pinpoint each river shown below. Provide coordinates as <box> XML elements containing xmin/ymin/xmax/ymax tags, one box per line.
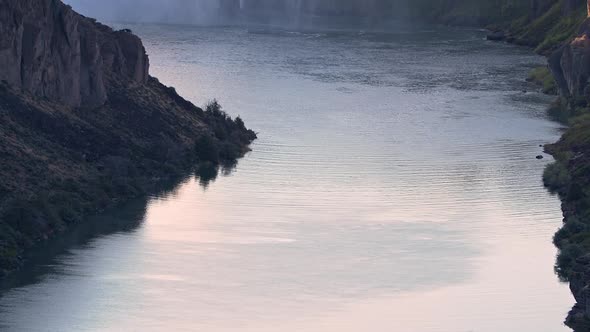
<box><xmin>0</xmin><ymin>24</ymin><xmax>573</xmax><ymax>331</ymax></box>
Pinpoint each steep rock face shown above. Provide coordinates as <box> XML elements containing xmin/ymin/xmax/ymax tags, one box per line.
<box><xmin>0</xmin><ymin>0</ymin><xmax>149</xmax><ymax>108</ymax></box>
<box><xmin>549</xmin><ymin>22</ymin><xmax>590</xmax><ymax>99</ymax></box>
<box><xmin>547</xmin><ymin>1</ymin><xmax>590</xmax><ymax>99</ymax></box>
<box><xmin>0</xmin><ymin>0</ymin><xmax>256</xmax><ymax>277</ymax></box>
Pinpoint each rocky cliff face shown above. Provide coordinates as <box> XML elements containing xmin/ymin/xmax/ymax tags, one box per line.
<box><xmin>0</xmin><ymin>0</ymin><xmax>255</xmax><ymax>277</ymax></box>
<box><xmin>0</xmin><ymin>0</ymin><xmax>149</xmax><ymax>108</ymax></box>
<box><xmin>549</xmin><ymin>23</ymin><xmax>590</xmax><ymax>99</ymax></box>
<box><xmin>549</xmin><ymin>0</ymin><xmax>590</xmax><ymax>100</ymax></box>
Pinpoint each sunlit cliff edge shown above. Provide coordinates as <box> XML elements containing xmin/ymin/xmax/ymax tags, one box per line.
<box><xmin>0</xmin><ymin>0</ymin><xmax>256</xmax><ymax>278</ymax></box>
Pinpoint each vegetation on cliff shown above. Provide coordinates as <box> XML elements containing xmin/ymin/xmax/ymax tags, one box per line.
<box><xmin>543</xmin><ymin>115</ymin><xmax>590</xmax><ymax>330</ymax></box>
<box><xmin>528</xmin><ymin>66</ymin><xmax>559</xmax><ymax>94</ymax></box>
<box><xmin>0</xmin><ymin>0</ymin><xmax>256</xmax><ymax>277</ymax></box>
<box><xmin>409</xmin><ymin>0</ymin><xmax>590</xmax><ymax>329</ymax></box>
<box><xmin>0</xmin><ymin>78</ymin><xmax>256</xmax><ymax>276</ymax></box>
<box><xmin>490</xmin><ymin>1</ymin><xmax>590</xmax><ymax>330</ymax></box>
<box><xmin>405</xmin><ymin>0</ymin><xmax>586</xmax><ymax>54</ymax></box>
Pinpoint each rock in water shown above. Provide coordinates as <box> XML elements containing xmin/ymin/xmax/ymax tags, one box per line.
<box><xmin>486</xmin><ymin>31</ymin><xmax>506</xmax><ymax>41</ymax></box>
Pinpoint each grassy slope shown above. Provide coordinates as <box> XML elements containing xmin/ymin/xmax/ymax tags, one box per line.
<box><xmin>408</xmin><ymin>0</ymin><xmax>586</xmax><ymax>54</ymax></box>
<box><xmin>410</xmin><ymin>0</ymin><xmax>533</xmax><ymax>25</ymax></box>
<box><xmin>528</xmin><ymin>66</ymin><xmax>559</xmax><ymax>94</ymax></box>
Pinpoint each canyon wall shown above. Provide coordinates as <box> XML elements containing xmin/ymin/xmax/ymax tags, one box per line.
<box><xmin>0</xmin><ymin>0</ymin><xmax>149</xmax><ymax>108</ymax></box>
<box><xmin>0</xmin><ymin>0</ymin><xmax>256</xmax><ymax>278</ymax></box>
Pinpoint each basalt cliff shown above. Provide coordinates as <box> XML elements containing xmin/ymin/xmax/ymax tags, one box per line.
<box><xmin>0</xmin><ymin>0</ymin><xmax>256</xmax><ymax>276</ymax></box>
<box><xmin>0</xmin><ymin>0</ymin><xmax>149</xmax><ymax>108</ymax></box>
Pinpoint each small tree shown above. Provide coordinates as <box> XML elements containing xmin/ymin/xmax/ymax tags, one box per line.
<box><xmin>194</xmin><ymin>135</ymin><xmax>219</xmax><ymax>163</ymax></box>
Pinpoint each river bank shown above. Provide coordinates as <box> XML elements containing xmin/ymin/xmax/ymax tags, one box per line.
<box><xmin>0</xmin><ymin>0</ymin><xmax>256</xmax><ymax>278</ymax></box>
<box><xmin>0</xmin><ymin>0</ymin><xmax>586</xmax><ymax>330</ymax></box>
<box><xmin>401</xmin><ymin>1</ymin><xmax>590</xmax><ymax>329</ymax></box>
<box><xmin>475</xmin><ymin>2</ymin><xmax>590</xmax><ymax>330</ymax></box>
<box><xmin>0</xmin><ymin>22</ymin><xmax>571</xmax><ymax>331</ymax></box>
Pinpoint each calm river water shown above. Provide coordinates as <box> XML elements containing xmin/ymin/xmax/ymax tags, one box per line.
<box><xmin>0</xmin><ymin>24</ymin><xmax>573</xmax><ymax>331</ymax></box>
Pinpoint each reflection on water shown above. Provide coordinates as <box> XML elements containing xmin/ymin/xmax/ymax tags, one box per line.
<box><xmin>0</xmin><ymin>164</ymin><xmax>233</xmax><ymax>293</ymax></box>
<box><xmin>0</xmin><ymin>25</ymin><xmax>574</xmax><ymax>331</ymax></box>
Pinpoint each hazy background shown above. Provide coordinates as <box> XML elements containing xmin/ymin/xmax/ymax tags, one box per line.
<box><xmin>63</xmin><ymin>0</ymin><xmax>538</xmax><ymax>28</ymax></box>
<box><xmin>63</xmin><ymin>0</ymin><xmax>414</xmax><ymax>26</ymax></box>
<box><xmin>64</xmin><ymin>0</ymin><xmax>226</xmax><ymax>24</ymax></box>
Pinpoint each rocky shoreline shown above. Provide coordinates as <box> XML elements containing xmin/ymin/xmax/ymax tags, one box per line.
<box><xmin>0</xmin><ymin>0</ymin><xmax>256</xmax><ymax>277</ymax></box>
<box><xmin>536</xmin><ymin>8</ymin><xmax>590</xmax><ymax>332</ymax></box>
<box><xmin>485</xmin><ymin>2</ymin><xmax>590</xmax><ymax>330</ymax></box>
<box><xmin>435</xmin><ymin>1</ymin><xmax>590</xmax><ymax>329</ymax></box>
<box><xmin>2</xmin><ymin>0</ymin><xmax>590</xmax><ymax>330</ymax></box>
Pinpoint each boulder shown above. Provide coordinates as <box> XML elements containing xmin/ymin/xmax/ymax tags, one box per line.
<box><xmin>486</xmin><ymin>31</ymin><xmax>506</xmax><ymax>41</ymax></box>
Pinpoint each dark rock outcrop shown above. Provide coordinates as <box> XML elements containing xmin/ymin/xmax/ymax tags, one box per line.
<box><xmin>0</xmin><ymin>0</ymin><xmax>149</xmax><ymax>108</ymax></box>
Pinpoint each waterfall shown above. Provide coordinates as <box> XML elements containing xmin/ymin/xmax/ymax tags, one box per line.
<box><xmin>285</xmin><ymin>0</ymin><xmax>304</xmax><ymax>27</ymax></box>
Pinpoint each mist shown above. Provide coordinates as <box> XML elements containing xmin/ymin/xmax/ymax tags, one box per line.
<box><xmin>64</xmin><ymin>0</ymin><xmax>228</xmax><ymax>25</ymax></box>
<box><xmin>64</xmin><ymin>0</ymin><xmax>414</xmax><ymax>27</ymax></box>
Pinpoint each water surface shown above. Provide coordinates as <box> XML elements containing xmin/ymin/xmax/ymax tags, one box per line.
<box><xmin>0</xmin><ymin>25</ymin><xmax>572</xmax><ymax>331</ymax></box>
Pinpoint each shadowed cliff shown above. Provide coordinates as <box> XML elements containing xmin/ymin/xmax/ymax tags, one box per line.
<box><xmin>0</xmin><ymin>0</ymin><xmax>256</xmax><ymax>276</ymax></box>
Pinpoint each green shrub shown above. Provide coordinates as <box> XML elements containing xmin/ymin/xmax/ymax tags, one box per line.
<box><xmin>555</xmin><ymin>243</ymin><xmax>584</xmax><ymax>281</ymax></box>
<box><xmin>527</xmin><ymin>66</ymin><xmax>557</xmax><ymax>94</ymax></box>
<box><xmin>543</xmin><ymin>161</ymin><xmax>570</xmax><ymax>194</ymax></box>
<box><xmin>547</xmin><ymin>99</ymin><xmax>572</xmax><ymax>124</ymax></box>
<box><xmin>194</xmin><ymin>135</ymin><xmax>219</xmax><ymax>163</ymax></box>
<box><xmin>535</xmin><ymin>7</ymin><xmax>586</xmax><ymax>53</ymax></box>
<box><xmin>235</xmin><ymin>116</ymin><xmax>246</xmax><ymax>130</ymax></box>
<box><xmin>554</xmin><ymin>217</ymin><xmax>587</xmax><ymax>246</ymax></box>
